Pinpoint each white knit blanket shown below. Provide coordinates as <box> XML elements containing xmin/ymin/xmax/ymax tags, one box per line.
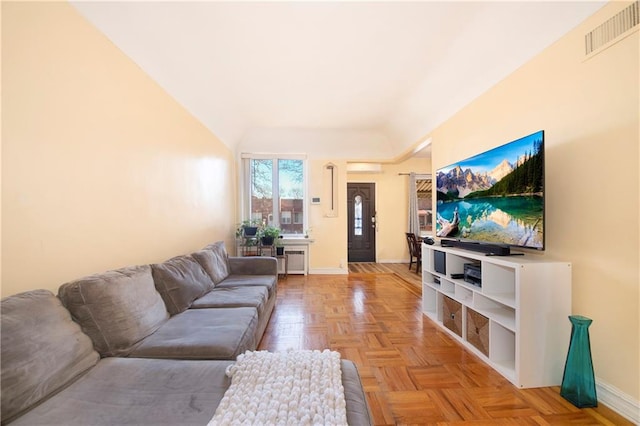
<box><xmin>207</xmin><ymin>350</ymin><xmax>348</xmax><ymax>426</ymax></box>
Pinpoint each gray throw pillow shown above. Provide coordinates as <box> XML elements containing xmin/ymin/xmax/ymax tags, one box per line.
<box><xmin>1</xmin><ymin>290</ymin><xmax>99</xmax><ymax>423</ymax></box>
<box><xmin>58</xmin><ymin>265</ymin><xmax>169</xmax><ymax>357</ymax></box>
<box><xmin>151</xmin><ymin>254</ymin><xmax>214</xmax><ymax>315</ymax></box>
<box><xmin>193</xmin><ymin>241</ymin><xmax>230</xmax><ymax>284</ymax></box>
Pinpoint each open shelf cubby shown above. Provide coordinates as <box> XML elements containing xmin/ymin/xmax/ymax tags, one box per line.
<box><xmin>421</xmin><ymin>243</ymin><xmax>572</xmax><ymax>388</ymax></box>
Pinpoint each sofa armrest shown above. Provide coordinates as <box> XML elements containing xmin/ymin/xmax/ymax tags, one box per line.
<box><xmin>228</xmin><ymin>256</ymin><xmax>277</xmax><ymax>275</ymax></box>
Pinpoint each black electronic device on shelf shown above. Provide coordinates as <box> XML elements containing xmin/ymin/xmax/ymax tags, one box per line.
<box><xmin>463</xmin><ymin>262</ymin><xmax>482</xmax><ymax>287</ymax></box>
<box><xmin>423</xmin><ymin>236</ymin><xmax>435</xmax><ymax>245</ymax></box>
<box><xmin>434</xmin><ymin>250</ymin><xmax>446</xmax><ymax>275</ymax></box>
<box><xmin>440</xmin><ymin>239</ymin><xmax>514</xmax><ymax>256</ymax></box>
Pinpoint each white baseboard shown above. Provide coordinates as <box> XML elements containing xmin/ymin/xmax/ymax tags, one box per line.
<box><xmin>309</xmin><ymin>268</ymin><xmax>348</xmax><ymax>275</ymax></box>
<box><xmin>596</xmin><ymin>377</ymin><xmax>640</xmax><ymax>424</ymax></box>
<box><xmin>377</xmin><ymin>259</ymin><xmax>407</xmax><ymax>264</ymax></box>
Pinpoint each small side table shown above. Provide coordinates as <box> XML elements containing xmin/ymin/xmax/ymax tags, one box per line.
<box><xmin>276</xmin><ymin>254</ymin><xmax>288</xmax><ymax>278</ymax></box>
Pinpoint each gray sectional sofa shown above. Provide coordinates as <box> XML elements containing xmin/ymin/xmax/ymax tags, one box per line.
<box><xmin>1</xmin><ymin>241</ymin><xmax>372</xmax><ymax>425</ymax></box>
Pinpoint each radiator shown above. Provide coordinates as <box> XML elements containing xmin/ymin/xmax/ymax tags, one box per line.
<box><xmin>285</xmin><ymin>250</ymin><xmax>305</xmax><ymax>273</ymax></box>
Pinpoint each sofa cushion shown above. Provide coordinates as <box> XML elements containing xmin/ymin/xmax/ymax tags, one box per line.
<box><xmin>151</xmin><ymin>254</ymin><xmax>214</xmax><ymax>315</ymax></box>
<box><xmin>341</xmin><ymin>360</ymin><xmax>374</xmax><ymax>426</ymax></box>
<box><xmin>228</xmin><ymin>256</ymin><xmax>278</xmax><ymax>276</ymax></box>
<box><xmin>129</xmin><ymin>307</ymin><xmax>258</xmax><ymax>360</ymax></box>
<box><xmin>58</xmin><ymin>265</ymin><xmax>169</xmax><ymax>357</ymax></box>
<box><xmin>190</xmin><ymin>286</ymin><xmax>269</xmax><ymax>318</ymax></box>
<box><xmin>8</xmin><ymin>357</ymin><xmax>233</xmax><ymax>426</ymax></box>
<box><xmin>217</xmin><ymin>274</ymin><xmax>278</xmax><ymax>298</ymax></box>
<box><xmin>192</xmin><ymin>241</ymin><xmax>229</xmax><ymax>284</ymax></box>
<box><xmin>8</xmin><ymin>357</ymin><xmax>373</xmax><ymax>426</ymax></box>
<box><xmin>1</xmin><ymin>290</ymin><xmax>99</xmax><ymax>424</ymax></box>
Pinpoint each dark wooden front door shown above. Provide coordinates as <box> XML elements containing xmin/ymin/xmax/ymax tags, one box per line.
<box><xmin>347</xmin><ymin>183</ymin><xmax>376</xmax><ymax>262</ymax></box>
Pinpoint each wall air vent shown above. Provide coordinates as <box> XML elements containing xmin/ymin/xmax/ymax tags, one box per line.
<box><xmin>585</xmin><ymin>1</ymin><xmax>639</xmax><ymax>56</ymax></box>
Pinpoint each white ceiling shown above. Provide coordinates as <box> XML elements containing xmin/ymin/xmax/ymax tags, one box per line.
<box><xmin>71</xmin><ymin>1</ymin><xmax>604</xmax><ymax>160</ymax></box>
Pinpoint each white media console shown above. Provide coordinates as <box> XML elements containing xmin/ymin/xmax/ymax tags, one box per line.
<box><xmin>421</xmin><ymin>243</ymin><xmax>572</xmax><ymax>388</ymax></box>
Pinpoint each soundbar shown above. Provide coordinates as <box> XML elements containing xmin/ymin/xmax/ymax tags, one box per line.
<box><xmin>440</xmin><ymin>239</ymin><xmax>517</xmax><ymax>256</ymax></box>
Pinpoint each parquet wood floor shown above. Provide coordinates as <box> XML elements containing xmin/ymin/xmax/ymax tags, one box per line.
<box><xmin>258</xmin><ymin>265</ymin><xmax>632</xmax><ymax>426</ymax></box>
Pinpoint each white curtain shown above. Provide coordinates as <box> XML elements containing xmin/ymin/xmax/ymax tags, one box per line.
<box><xmin>408</xmin><ymin>172</ymin><xmax>420</xmax><ymax>235</ymax></box>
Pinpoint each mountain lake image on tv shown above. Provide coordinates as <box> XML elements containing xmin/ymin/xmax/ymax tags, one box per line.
<box><xmin>436</xmin><ymin>130</ymin><xmax>544</xmax><ymax>250</ymax></box>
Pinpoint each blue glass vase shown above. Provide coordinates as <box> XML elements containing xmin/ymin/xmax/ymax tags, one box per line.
<box><xmin>560</xmin><ymin>315</ymin><xmax>597</xmax><ymax>408</ymax></box>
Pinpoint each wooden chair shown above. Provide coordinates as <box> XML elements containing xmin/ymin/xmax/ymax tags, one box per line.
<box><xmin>405</xmin><ymin>233</ymin><xmax>422</xmax><ymax>273</ymax></box>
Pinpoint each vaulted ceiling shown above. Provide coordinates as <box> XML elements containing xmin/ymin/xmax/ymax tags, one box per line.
<box><xmin>71</xmin><ymin>1</ymin><xmax>604</xmax><ymax>160</ymax></box>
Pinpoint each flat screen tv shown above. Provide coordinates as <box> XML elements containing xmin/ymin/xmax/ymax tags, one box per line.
<box><xmin>436</xmin><ymin>130</ymin><xmax>545</xmax><ymax>252</ymax></box>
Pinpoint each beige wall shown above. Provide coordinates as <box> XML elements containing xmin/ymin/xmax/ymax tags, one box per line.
<box><xmin>307</xmin><ymin>159</ymin><xmax>348</xmax><ymax>272</ymax></box>
<box><xmin>307</xmin><ymin>157</ymin><xmax>431</xmax><ymax>272</ymax></box>
<box><xmin>2</xmin><ymin>2</ymin><xmax>236</xmax><ymax>297</ymax></box>
<box><xmin>429</xmin><ymin>3</ymin><xmax>639</xmax><ymax>401</ymax></box>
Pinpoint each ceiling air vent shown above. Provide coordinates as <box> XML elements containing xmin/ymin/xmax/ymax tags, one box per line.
<box><xmin>585</xmin><ymin>1</ymin><xmax>639</xmax><ymax>55</ymax></box>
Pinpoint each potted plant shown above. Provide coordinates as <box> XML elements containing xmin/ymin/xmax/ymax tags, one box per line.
<box><xmin>236</xmin><ymin>219</ymin><xmax>261</xmax><ymax>237</ymax></box>
<box><xmin>258</xmin><ymin>225</ymin><xmax>280</xmax><ymax>246</ymax></box>
<box><xmin>275</xmin><ymin>236</ymin><xmax>285</xmax><ymax>256</ymax></box>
